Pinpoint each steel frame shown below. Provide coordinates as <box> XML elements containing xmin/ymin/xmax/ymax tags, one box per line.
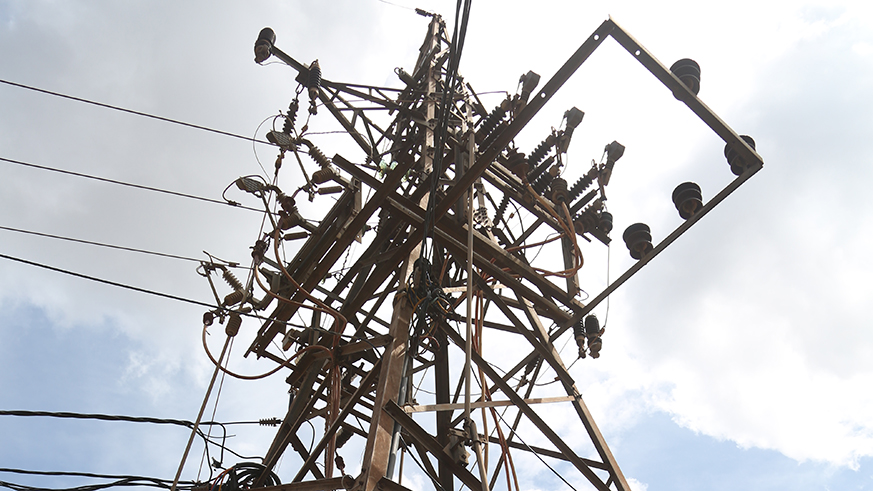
<box><xmin>202</xmin><ymin>14</ymin><xmax>763</xmax><ymax>491</ymax></box>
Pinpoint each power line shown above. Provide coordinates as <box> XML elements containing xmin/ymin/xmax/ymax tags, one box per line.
<box><xmin>0</xmin><ymin>78</ymin><xmax>271</xmax><ymax>146</ymax></box>
<box><xmin>0</xmin><ymin>253</ymin><xmax>214</xmax><ymax>309</ymax></box>
<box><xmin>0</xmin><ymin>156</ymin><xmax>265</xmax><ymax>213</ymax></box>
<box><xmin>0</xmin><ymin>225</ymin><xmax>218</xmax><ymax>265</ymax></box>
<box><xmin>0</xmin><ymin>411</ymin><xmax>272</xmax><ymax>469</ymax></box>
<box><xmin>0</xmin><ymin>469</ymin><xmax>194</xmax><ymax>489</ymax></box>
<box><xmin>0</xmin><ymin>476</ymin><xmax>196</xmax><ymax>491</ymax></box>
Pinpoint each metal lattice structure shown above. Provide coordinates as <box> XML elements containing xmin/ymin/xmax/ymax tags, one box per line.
<box><xmin>192</xmin><ymin>13</ymin><xmax>763</xmax><ymax>491</ymax></box>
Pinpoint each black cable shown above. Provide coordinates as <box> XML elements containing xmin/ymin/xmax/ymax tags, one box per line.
<box><xmin>0</xmin><ymin>253</ymin><xmax>215</xmax><ymax>309</ymax></box>
<box><xmin>0</xmin><ymin>469</ymin><xmax>195</xmax><ymax>490</ymax></box>
<box><xmin>0</xmin><ymin>411</ymin><xmax>262</xmax><ymax>468</ymax></box>
<box><xmin>0</xmin><ymin>79</ymin><xmax>270</xmax><ymax>146</ymax></box>
<box><xmin>420</xmin><ymin>0</ymin><xmax>472</xmax><ymax>259</ymax></box>
<box><xmin>397</xmin><ymin>437</ymin><xmax>446</xmax><ymax>491</ymax></box>
<box><xmin>492</xmin><ymin>410</ymin><xmax>579</xmax><ymax>491</ymax></box>
<box><xmin>0</xmin><ymin>156</ymin><xmax>264</xmax><ymax>213</ymax></box>
<box><xmin>0</xmin><ymin>225</ymin><xmax>232</xmax><ymax>266</ymax></box>
<box><xmin>0</xmin><ymin>477</ymin><xmax>197</xmax><ymax>491</ymax></box>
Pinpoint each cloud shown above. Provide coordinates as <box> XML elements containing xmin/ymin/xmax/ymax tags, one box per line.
<box><xmin>579</xmin><ymin>6</ymin><xmax>873</xmax><ymax>469</ymax></box>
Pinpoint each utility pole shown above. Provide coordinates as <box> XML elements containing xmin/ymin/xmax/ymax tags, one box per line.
<box><xmin>195</xmin><ymin>12</ymin><xmax>763</xmax><ymax>491</ymax></box>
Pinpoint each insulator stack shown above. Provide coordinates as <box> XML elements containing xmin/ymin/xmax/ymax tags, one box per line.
<box><xmin>526</xmin><ymin>155</ymin><xmax>555</xmax><ymax>184</ymax></box>
<box><xmin>225</xmin><ymin>312</ymin><xmax>242</xmax><ymax>337</ymax></box>
<box><xmin>479</xmin><ymin>120</ymin><xmax>508</xmax><ymax>150</ymax></box>
<box><xmin>308</xmin><ymin>60</ymin><xmax>321</xmax><ymax>95</ymax></box>
<box><xmin>493</xmin><ymin>194</ymin><xmax>510</xmax><ymax>227</ymax></box>
<box><xmin>531</xmin><ymin>171</ymin><xmax>555</xmax><ymax>195</ymax></box>
<box><xmin>573</xmin><ymin>319</ymin><xmax>586</xmax><ymax>358</ymax></box>
<box><xmin>335</xmin><ymin>425</ymin><xmax>354</xmax><ymax>448</ymax></box>
<box><xmin>550</xmin><ymin>177</ymin><xmax>569</xmax><ymax>203</ymax></box>
<box><xmin>259</xmin><ymin>417</ymin><xmax>281</xmax><ymax>427</ymax></box>
<box><xmin>527</xmin><ymin>135</ymin><xmax>555</xmax><ymax>171</ymax></box>
<box><xmin>567</xmin><ymin>169</ymin><xmax>597</xmax><ymax>203</ymax></box>
<box><xmin>222</xmin><ymin>269</ymin><xmax>244</xmax><ymax>291</ymax></box>
<box><xmin>308</xmin><ymin>144</ymin><xmax>331</xmax><ymax>167</ymax></box>
<box><xmin>223</xmin><ymin>289</ymin><xmax>246</xmax><ymax>306</ymax></box>
<box><xmin>311</xmin><ymin>166</ymin><xmax>336</xmax><ymax>184</ymax></box>
<box><xmin>477</xmin><ymin>105</ymin><xmax>506</xmax><ymax>142</ymax></box>
<box><xmin>282</xmin><ymin>99</ymin><xmax>299</xmax><ymax>135</ymax></box>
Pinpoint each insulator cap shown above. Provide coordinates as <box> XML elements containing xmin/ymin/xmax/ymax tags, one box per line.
<box><xmin>598</xmin><ymin>211</ymin><xmax>613</xmax><ymax>234</ymax></box>
<box><xmin>223</xmin><ymin>289</ymin><xmax>245</xmax><ymax>307</ymax></box>
<box><xmin>225</xmin><ymin>312</ymin><xmax>242</xmax><ymax>337</ymax></box>
<box><xmin>670</xmin><ymin>58</ymin><xmax>701</xmax><ymax>95</ymax></box>
<box><xmin>312</xmin><ymin>166</ymin><xmax>336</xmax><ymax>184</ymax></box>
<box><xmin>584</xmin><ymin>315</ymin><xmax>600</xmax><ymax>335</ymax></box>
<box><xmin>222</xmin><ymin>269</ymin><xmax>244</xmax><ymax>291</ymax></box>
<box><xmin>254</xmin><ymin>28</ymin><xmax>275</xmax><ymax>63</ymax></box>
<box><xmin>672</xmin><ymin>182</ymin><xmax>703</xmax><ymax>219</ymax></box>
<box><xmin>550</xmin><ymin>177</ymin><xmax>569</xmax><ymax>203</ymax></box>
<box><xmin>623</xmin><ymin>223</ymin><xmax>653</xmax><ymax>260</ymax></box>
<box><xmin>724</xmin><ymin>135</ymin><xmax>756</xmax><ymax>176</ymax></box>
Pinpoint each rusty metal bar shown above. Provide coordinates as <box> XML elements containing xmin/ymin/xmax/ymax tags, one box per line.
<box><xmin>293</xmin><ymin>360</ymin><xmax>382</xmax><ymax>482</ymax></box>
<box><xmin>383</xmin><ymin>400</ymin><xmax>485</xmax><ymax>491</ymax></box>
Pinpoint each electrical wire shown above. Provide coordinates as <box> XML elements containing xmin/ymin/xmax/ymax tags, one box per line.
<box><xmin>397</xmin><ymin>437</ymin><xmax>447</xmax><ymax>491</ymax></box>
<box><xmin>0</xmin><ymin>156</ymin><xmax>264</xmax><ymax>213</ymax></box>
<box><xmin>0</xmin><ymin>411</ymin><xmax>260</xmax><ymax>468</ymax></box>
<box><xmin>0</xmin><ymin>79</ymin><xmax>270</xmax><ymax>146</ymax></box>
<box><xmin>0</xmin><ymin>468</ymin><xmax>195</xmax><ymax>490</ymax></box>
<box><xmin>492</xmin><ymin>411</ymin><xmax>579</xmax><ymax>491</ymax></box>
<box><xmin>0</xmin><ymin>252</ymin><xmax>215</xmax><ymax>309</ymax></box>
<box><xmin>0</xmin><ymin>476</ymin><xmax>197</xmax><ymax>491</ymax></box>
<box><xmin>0</xmin><ymin>225</ymin><xmax>244</xmax><ymax>266</ymax></box>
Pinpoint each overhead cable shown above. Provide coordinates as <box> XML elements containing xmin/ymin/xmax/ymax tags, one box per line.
<box><xmin>0</xmin><ymin>225</ymin><xmax>227</xmax><ymax>266</ymax></box>
<box><xmin>0</xmin><ymin>156</ymin><xmax>264</xmax><ymax>213</ymax></box>
<box><xmin>0</xmin><ymin>253</ymin><xmax>215</xmax><ymax>309</ymax></box>
<box><xmin>0</xmin><ymin>78</ymin><xmax>270</xmax><ymax>145</ymax></box>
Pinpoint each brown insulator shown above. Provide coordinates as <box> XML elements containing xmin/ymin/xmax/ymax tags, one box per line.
<box><xmin>725</xmin><ymin>135</ymin><xmax>756</xmax><ymax>176</ymax></box>
<box><xmin>623</xmin><ymin>223</ymin><xmax>653</xmax><ymax>260</ymax></box>
<box><xmin>311</xmin><ymin>166</ymin><xmax>336</xmax><ymax>184</ymax></box>
<box><xmin>568</xmin><ymin>168</ymin><xmax>597</xmax><ymax>203</ymax></box>
<box><xmin>527</xmin><ymin>134</ymin><xmax>556</xmax><ymax>172</ymax></box>
<box><xmin>573</xmin><ymin>319</ymin><xmax>586</xmax><ymax>359</ymax></box>
<box><xmin>283</xmin><ymin>99</ymin><xmax>299</xmax><ymax>135</ymax></box>
<box><xmin>225</xmin><ymin>312</ymin><xmax>241</xmax><ymax>337</ymax></box>
<box><xmin>477</xmin><ymin>104</ymin><xmax>507</xmax><ymax>142</ymax></box>
<box><xmin>254</xmin><ymin>28</ymin><xmax>275</xmax><ymax>64</ymax></box>
<box><xmin>278</xmin><ymin>208</ymin><xmax>304</xmax><ymax>230</ymax></box>
<box><xmin>223</xmin><ymin>289</ymin><xmax>246</xmax><ymax>306</ymax></box>
<box><xmin>308</xmin><ymin>60</ymin><xmax>321</xmax><ymax>100</ymax></box>
<box><xmin>283</xmin><ymin>231</ymin><xmax>309</xmax><ymax>241</ymax></box>
<box><xmin>550</xmin><ymin>177</ymin><xmax>569</xmax><ymax>203</ymax></box>
<box><xmin>493</xmin><ymin>194</ymin><xmax>510</xmax><ymax>227</ymax></box>
<box><xmin>279</xmin><ymin>194</ymin><xmax>296</xmax><ymax>213</ymax></box>
<box><xmin>531</xmin><ymin>170</ymin><xmax>554</xmax><ymax>195</ymax></box>
<box><xmin>479</xmin><ymin>120</ymin><xmax>508</xmax><ymax>150</ymax></box>
<box><xmin>222</xmin><ymin>269</ymin><xmax>244</xmax><ymax>291</ymax></box>
<box><xmin>574</xmin><ymin>210</ymin><xmax>598</xmax><ymax>235</ymax></box>
<box><xmin>672</xmin><ymin>182</ymin><xmax>703</xmax><ymax>219</ymax></box>
<box><xmin>251</xmin><ymin>239</ymin><xmax>267</xmax><ymax>264</ymax></box>
<box><xmin>308</xmin><ymin>144</ymin><xmax>331</xmax><ymax>168</ymax></box>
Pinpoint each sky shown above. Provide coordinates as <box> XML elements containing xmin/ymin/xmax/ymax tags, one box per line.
<box><xmin>1</xmin><ymin>1</ymin><xmax>873</xmax><ymax>490</ymax></box>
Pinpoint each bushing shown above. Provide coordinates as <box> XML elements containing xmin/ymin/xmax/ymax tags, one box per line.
<box><xmin>623</xmin><ymin>222</ymin><xmax>653</xmax><ymax>260</ymax></box>
<box><xmin>672</xmin><ymin>182</ymin><xmax>703</xmax><ymax>219</ymax></box>
<box><xmin>670</xmin><ymin>58</ymin><xmax>701</xmax><ymax>95</ymax></box>
<box><xmin>724</xmin><ymin>135</ymin><xmax>756</xmax><ymax>176</ymax></box>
